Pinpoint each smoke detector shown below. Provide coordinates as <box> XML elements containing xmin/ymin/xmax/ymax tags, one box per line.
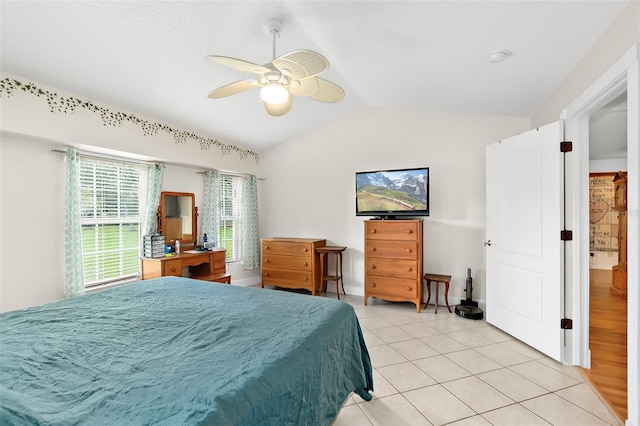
<box><xmin>489</xmin><ymin>50</ymin><xmax>510</xmax><ymax>63</ymax></box>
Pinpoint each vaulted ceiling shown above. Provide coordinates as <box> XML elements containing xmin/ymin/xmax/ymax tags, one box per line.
<box><xmin>0</xmin><ymin>1</ymin><xmax>631</xmax><ymax>152</ymax></box>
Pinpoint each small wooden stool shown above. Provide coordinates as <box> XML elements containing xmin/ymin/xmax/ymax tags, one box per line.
<box><xmin>316</xmin><ymin>246</ymin><xmax>347</xmax><ymax>300</ymax></box>
<box><xmin>423</xmin><ymin>273</ymin><xmax>452</xmax><ymax>314</ymax></box>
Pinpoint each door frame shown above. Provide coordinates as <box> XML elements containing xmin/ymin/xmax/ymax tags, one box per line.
<box><xmin>562</xmin><ymin>43</ymin><xmax>638</xmax><ymax>425</ymax></box>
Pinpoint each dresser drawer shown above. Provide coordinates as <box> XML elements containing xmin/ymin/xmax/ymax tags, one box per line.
<box><xmin>365</xmin><ymin>221</ymin><xmax>420</xmax><ymax>241</ymax></box>
<box><xmin>163</xmin><ymin>259</ymin><xmax>182</xmax><ymax>277</ymax></box>
<box><xmin>366</xmin><ymin>258</ymin><xmax>418</xmax><ymax>279</ymax></box>
<box><xmin>365</xmin><ymin>276</ymin><xmax>419</xmax><ymax>298</ymax></box>
<box><xmin>262</xmin><ymin>240</ymin><xmax>313</xmax><ymax>256</ymax></box>
<box><xmin>263</xmin><ymin>255</ymin><xmax>312</xmax><ymax>271</ymax></box>
<box><xmin>365</xmin><ymin>240</ymin><xmax>419</xmax><ymax>260</ymax></box>
<box><xmin>212</xmin><ymin>251</ymin><xmax>226</xmax><ymax>272</ymax></box>
<box><xmin>262</xmin><ymin>268</ymin><xmax>313</xmax><ymax>287</ymax></box>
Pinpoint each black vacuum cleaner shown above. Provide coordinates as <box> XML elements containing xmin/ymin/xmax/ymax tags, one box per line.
<box><xmin>455</xmin><ymin>268</ymin><xmax>484</xmax><ymax>320</ymax></box>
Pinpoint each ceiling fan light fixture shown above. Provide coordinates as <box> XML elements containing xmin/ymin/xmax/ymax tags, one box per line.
<box><xmin>260</xmin><ymin>83</ymin><xmax>289</xmax><ymax>104</ymax></box>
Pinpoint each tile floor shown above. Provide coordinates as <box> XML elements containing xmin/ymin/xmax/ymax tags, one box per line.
<box><xmin>330</xmin><ymin>295</ymin><xmax>621</xmax><ymax>426</ymax></box>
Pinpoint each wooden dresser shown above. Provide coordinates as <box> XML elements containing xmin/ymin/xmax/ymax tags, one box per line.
<box><xmin>141</xmin><ymin>249</ymin><xmax>227</xmax><ymax>282</ymax></box>
<box><xmin>261</xmin><ymin>238</ymin><xmax>326</xmax><ymax>295</ymax></box>
<box><xmin>364</xmin><ymin>220</ymin><xmax>423</xmax><ymax>312</ymax></box>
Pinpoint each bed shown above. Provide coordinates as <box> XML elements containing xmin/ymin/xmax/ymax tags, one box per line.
<box><xmin>0</xmin><ymin>277</ymin><xmax>373</xmax><ymax>425</ymax></box>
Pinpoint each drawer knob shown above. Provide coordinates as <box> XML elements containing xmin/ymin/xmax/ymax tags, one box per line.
<box><xmin>406</xmin><ymin>248</ymin><xmax>412</xmax><ymax>253</ymax></box>
<box><xmin>303</xmin><ymin>262</ymin><xmax>308</xmax><ymax>266</ymax></box>
<box><xmin>303</xmin><ymin>276</ymin><xmax>308</xmax><ymax>281</ymax></box>
<box><xmin>171</xmin><ymin>267</ymin><xmax>177</xmax><ymax>273</ymax></box>
<box><xmin>406</xmin><ymin>229</ymin><xmax>413</xmax><ymax>234</ymax></box>
<box><xmin>372</xmin><ymin>247</ymin><xmax>377</xmax><ymax>252</ymax></box>
<box><xmin>370</xmin><ymin>229</ymin><xmax>377</xmax><ymax>234</ymax></box>
<box><xmin>407</xmin><ymin>267</ymin><xmax>412</xmax><ymax>272</ymax></box>
<box><xmin>371</xmin><ymin>283</ymin><xmax>376</xmax><ymax>288</ymax></box>
<box><xmin>265</xmin><ymin>259</ymin><xmax>269</xmax><ymax>263</ymax></box>
<box><xmin>265</xmin><ymin>272</ymin><xmax>270</xmax><ymax>277</ymax></box>
<box><xmin>265</xmin><ymin>246</ymin><xmax>269</xmax><ymax>250</ymax></box>
<box><xmin>303</xmin><ymin>248</ymin><xmax>308</xmax><ymax>252</ymax></box>
<box><xmin>371</xmin><ymin>265</ymin><xmax>376</xmax><ymax>270</ymax></box>
<box><xmin>405</xmin><ymin>286</ymin><xmax>412</xmax><ymax>291</ymax></box>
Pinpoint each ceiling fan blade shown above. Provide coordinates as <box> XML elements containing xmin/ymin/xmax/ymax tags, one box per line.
<box><xmin>272</xmin><ymin>50</ymin><xmax>329</xmax><ymax>80</ymax></box>
<box><xmin>206</xmin><ymin>55</ymin><xmax>271</xmax><ymax>75</ymax></box>
<box><xmin>208</xmin><ymin>80</ymin><xmax>260</xmax><ymax>99</ymax></box>
<box><xmin>289</xmin><ymin>77</ymin><xmax>319</xmax><ymax>97</ymax></box>
<box><xmin>289</xmin><ymin>76</ymin><xmax>345</xmax><ymax>102</ymax></box>
<box><xmin>263</xmin><ymin>95</ymin><xmax>293</xmax><ymax>117</ymax></box>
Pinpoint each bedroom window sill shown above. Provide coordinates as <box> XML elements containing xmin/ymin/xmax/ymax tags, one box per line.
<box><xmin>85</xmin><ymin>277</ymin><xmax>138</xmax><ymax>294</ymax></box>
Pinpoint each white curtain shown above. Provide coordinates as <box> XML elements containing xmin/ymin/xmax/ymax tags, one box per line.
<box><xmin>64</xmin><ymin>148</ymin><xmax>85</xmax><ymax>297</ymax></box>
<box><xmin>241</xmin><ymin>175</ymin><xmax>260</xmax><ymax>269</ymax></box>
<box><xmin>201</xmin><ymin>170</ymin><xmax>220</xmax><ymax>246</ymax></box>
<box><xmin>142</xmin><ymin>162</ymin><xmax>164</xmax><ymax>237</ymax></box>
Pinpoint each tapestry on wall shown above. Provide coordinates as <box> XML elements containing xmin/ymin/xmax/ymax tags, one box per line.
<box><xmin>589</xmin><ymin>174</ymin><xmax>618</xmax><ymax>252</ymax></box>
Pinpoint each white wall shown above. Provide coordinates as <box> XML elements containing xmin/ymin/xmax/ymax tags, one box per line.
<box><xmin>0</xmin><ymin>74</ymin><xmax>262</xmax><ymax>312</ymax></box>
<box><xmin>259</xmin><ymin>107</ymin><xmax>530</xmax><ymax>306</ymax></box>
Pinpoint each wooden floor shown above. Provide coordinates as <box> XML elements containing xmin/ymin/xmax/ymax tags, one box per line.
<box><xmin>579</xmin><ymin>269</ymin><xmax>627</xmax><ymax>422</ymax></box>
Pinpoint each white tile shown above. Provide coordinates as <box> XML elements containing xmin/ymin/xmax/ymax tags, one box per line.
<box><xmin>390</xmin><ymin>339</ymin><xmax>439</xmax><ymax>361</ymax></box>
<box><xmin>500</xmin><ymin>339</ymin><xmax>547</xmax><ymax>360</ymax></box>
<box><xmin>379</xmin><ymin>312</ymin><xmax>420</xmax><ymax>326</ymax></box>
<box><xmin>510</xmin><ymin>361</ymin><xmax>580</xmax><ymax>392</ymax></box>
<box><xmin>353</xmin><ymin>369</ymin><xmax>399</xmax><ymax>402</ymax></box>
<box><xmin>404</xmin><ymin>384</ymin><xmax>476</xmax><ymax>425</ymax></box>
<box><xmin>371</xmin><ymin>326</ymin><xmax>414</xmax><ymax>343</ymax></box>
<box><xmin>442</xmin><ymin>376</ymin><xmax>514</xmax><ymax>413</ymax></box>
<box><xmin>555</xmin><ymin>383</ymin><xmax>619</xmax><ymax>425</ymax></box>
<box><xmin>476</xmin><ymin>368</ymin><xmax>548</xmax><ymax>402</ymax></box>
<box><xmin>481</xmin><ymin>404</ymin><xmax>551</xmax><ymax>425</ymax></box>
<box><xmin>413</xmin><ymin>355</ymin><xmax>472</xmax><ymax>383</ymax></box>
<box><xmin>537</xmin><ymin>357</ymin><xmax>585</xmax><ymax>382</ymax></box>
<box><xmin>473</xmin><ymin>343</ymin><xmax>533</xmax><ymax>366</ymax></box>
<box><xmin>521</xmin><ymin>393</ymin><xmax>611</xmax><ymax>426</ymax></box>
<box><xmin>448</xmin><ymin>415</ymin><xmax>493</xmax><ymax>426</ymax></box>
<box><xmin>472</xmin><ymin>325</ymin><xmax>515</xmax><ymax>343</ymax></box>
<box><xmin>357</xmin><ymin>394</ymin><xmax>431</xmax><ymax>426</ymax></box>
<box><xmin>378</xmin><ymin>362</ymin><xmax>436</xmax><ymax>392</ymax></box>
<box><xmin>429</xmin><ymin>318</ymin><xmax>470</xmax><ymax>333</ymax></box>
<box><xmin>333</xmin><ymin>404</ymin><xmax>373</xmax><ymax>426</ymax></box>
<box><xmin>358</xmin><ymin>316</ymin><xmax>395</xmax><ymax>331</ymax></box>
<box><xmin>446</xmin><ymin>329</ymin><xmax>496</xmax><ymax>348</ymax></box>
<box><xmin>421</xmin><ymin>334</ymin><xmax>467</xmax><ymax>354</ymax></box>
<box><xmin>368</xmin><ymin>344</ymin><xmax>408</xmax><ymax>368</ymax></box>
<box><xmin>445</xmin><ymin>349</ymin><xmax>503</xmax><ymax>374</ymax></box>
<box><xmin>361</xmin><ymin>330</ymin><xmax>385</xmax><ymax>347</ymax></box>
<box><xmin>399</xmin><ymin>322</ymin><xmax>441</xmax><ymax>338</ymax></box>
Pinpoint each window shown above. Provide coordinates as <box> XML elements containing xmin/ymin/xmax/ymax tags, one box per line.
<box><xmin>79</xmin><ymin>157</ymin><xmax>148</xmax><ymax>288</ymax></box>
<box><xmin>219</xmin><ymin>175</ymin><xmax>242</xmax><ymax>261</ymax></box>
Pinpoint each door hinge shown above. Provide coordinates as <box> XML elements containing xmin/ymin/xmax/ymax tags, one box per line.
<box><xmin>561</xmin><ymin>318</ymin><xmax>573</xmax><ymax>329</ymax></box>
<box><xmin>560</xmin><ymin>141</ymin><xmax>573</xmax><ymax>152</ymax></box>
<box><xmin>561</xmin><ymin>230</ymin><xmax>573</xmax><ymax>241</ymax></box>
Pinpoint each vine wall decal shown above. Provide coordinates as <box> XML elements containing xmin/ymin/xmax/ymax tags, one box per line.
<box><xmin>0</xmin><ymin>77</ymin><xmax>259</xmax><ymax>163</ymax></box>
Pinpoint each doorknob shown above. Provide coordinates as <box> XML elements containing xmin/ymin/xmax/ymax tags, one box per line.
<box><xmin>484</xmin><ymin>240</ymin><xmax>492</xmax><ymax>246</ymax></box>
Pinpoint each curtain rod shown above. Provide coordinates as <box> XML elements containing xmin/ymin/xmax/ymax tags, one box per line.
<box><xmin>51</xmin><ymin>148</ymin><xmax>151</xmax><ymax>167</ymax></box>
<box><xmin>195</xmin><ymin>170</ymin><xmax>265</xmax><ymax>180</ymax></box>
<box><xmin>52</xmin><ymin>148</ymin><xmax>262</xmax><ymax>178</ymax></box>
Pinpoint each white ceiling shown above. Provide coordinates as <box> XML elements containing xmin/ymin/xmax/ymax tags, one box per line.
<box><xmin>0</xmin><ymin>1</ymin><xmax>631</xmax><ymax>152</ymax></box>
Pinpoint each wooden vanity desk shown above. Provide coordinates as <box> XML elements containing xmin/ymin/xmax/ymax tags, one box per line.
<box><xmin>141</xmin><ymin>249</ymin><xmax>227</xmax><ymax>282</ymax></box>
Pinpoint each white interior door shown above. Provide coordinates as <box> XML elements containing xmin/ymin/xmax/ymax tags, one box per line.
<box><xmin>485</xmin><ymin>122</ymin><xmax>564</xmax><ymax>361</ymax></box>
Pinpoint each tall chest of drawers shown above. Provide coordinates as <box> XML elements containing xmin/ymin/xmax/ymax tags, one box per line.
<box><xmin>261</xmin><ymin>238</ymin><xmax>326</xmax><ymax>295</ymax></box>
<box><xmin>364</xmin><ymin>220</ymin><xmax>423</xmax><ymax>312</ymax></box>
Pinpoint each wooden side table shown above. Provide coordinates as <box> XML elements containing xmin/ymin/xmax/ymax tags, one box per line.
<box><xmin>316</xmin><ymin>246</ymin><xmax>347</xmax><ymax>300</ymax></box>
<box><xmin>423</xmin><ymin>273</ymin><xmax>452</xmax><ymax>314</ymax></box>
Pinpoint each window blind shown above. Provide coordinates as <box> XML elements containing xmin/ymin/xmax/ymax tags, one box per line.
<box><xmin>219</xmin><ymin>175</ymin><xmax>242</xmax><ymax>261</ymax></box>
<box><xmin>79</xmin><ymin>157</ymin><xmax>147</xmax><ymax>287</ymax></box>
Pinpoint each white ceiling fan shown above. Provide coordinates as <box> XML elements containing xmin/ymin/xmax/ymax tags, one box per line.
<box><xmin>206</xmin><ymin>19</ymin><xmax>345</xmax><ymax>117</ymax></box>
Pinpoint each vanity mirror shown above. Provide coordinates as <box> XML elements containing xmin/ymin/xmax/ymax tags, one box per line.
<box><xmin>158</xmin><ymin>191</ymin><xmax>197</xmax><ymax>246</ymax></box>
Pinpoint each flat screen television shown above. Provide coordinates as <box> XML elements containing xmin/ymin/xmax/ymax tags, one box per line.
<box><xmin>356</xmin><ymin>167</ymin><xmax>429</xmax><ymax>219</ymax></box>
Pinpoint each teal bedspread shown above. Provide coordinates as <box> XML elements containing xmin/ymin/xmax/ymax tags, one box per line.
<box><xmin>0</xmin><ymin>277</ymin><xmax>373</xmax><ymax>425</ymax></box>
